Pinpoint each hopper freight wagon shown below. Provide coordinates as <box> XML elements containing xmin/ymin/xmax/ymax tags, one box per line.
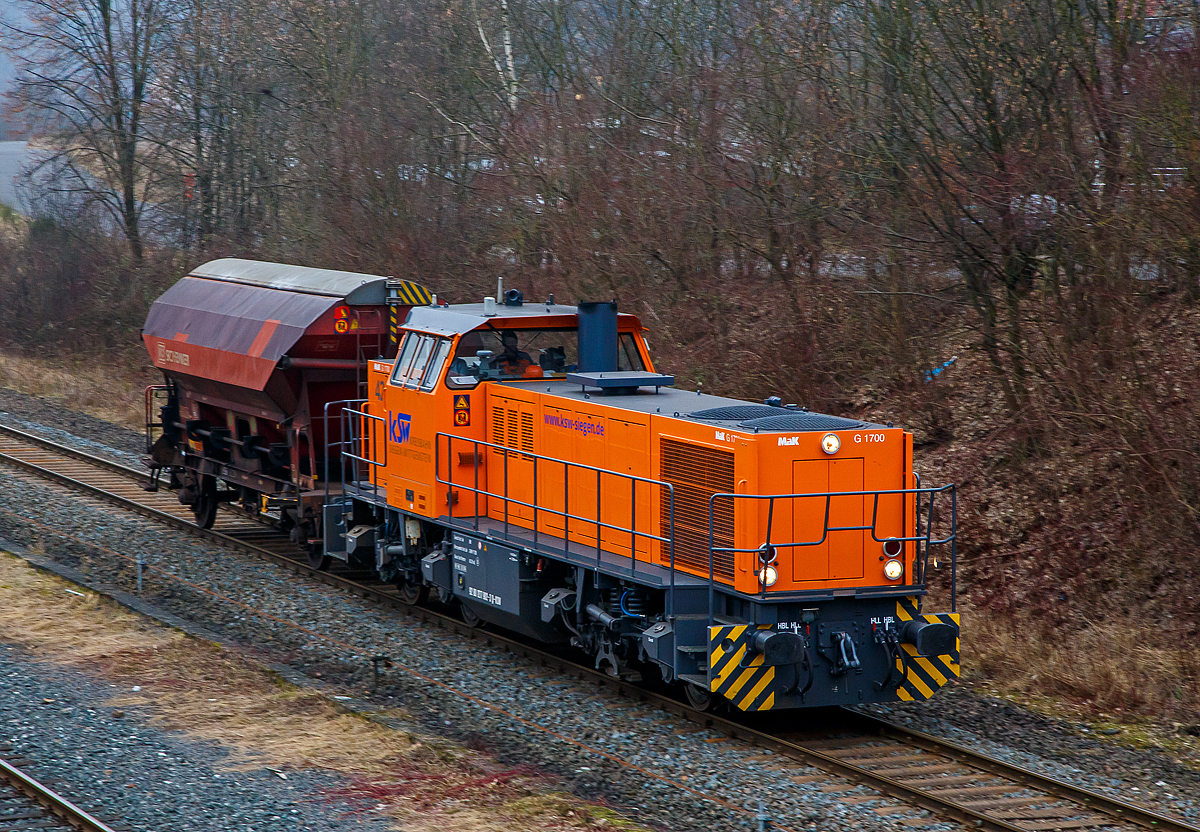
<box><xmin>324</xmin><ymin>293</ymin><xmax>961</xmax><ymax>711</ymax></box>
<box><xmin>141</xmin><ymin>258</ymin><xmax>431</xmax><ymax>562</ymax></box>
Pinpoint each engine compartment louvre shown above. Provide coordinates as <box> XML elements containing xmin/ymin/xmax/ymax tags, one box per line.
<box><xmin>659</xmin><ymin>438</ymin><xmax>735</xmax><ymax>580</ymax></box>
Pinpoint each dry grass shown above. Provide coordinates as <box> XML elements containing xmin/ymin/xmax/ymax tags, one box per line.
<box><xmin>0</xmin><ymin>204</ymin><xmax>23</xmax><ymax>238</ymax></box>
<box><xmin>960</xmin><ymin>598</ymin><xmax>1200</xmax><ymax>738</ymax></box>
<box><xmin>0</xmin><ymin>350</ymin><xmax>156</xmax><ymax>428</ymax></box>
<box><xmin>0</xmin><ymin>553</ymin><xmax>642</xmax><ymax>831</ymax></box>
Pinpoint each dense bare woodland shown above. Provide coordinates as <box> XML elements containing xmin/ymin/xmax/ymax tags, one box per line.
<box><xmin>2</xmin><ymin>0</ymin><xmax>1200</xmax><ymax>716</ymax></box>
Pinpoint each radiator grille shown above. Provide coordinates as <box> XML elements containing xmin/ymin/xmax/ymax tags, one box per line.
<box><xmin>738</xmin><ymin>412</ymin><xmax>862</xmax><ymax>431</ymax></box>
<box><xmin>521</xmin><ymin>411</ymin><xmax>535</xmax><ymax>459</ymax></box>
<box><xmin>659</xmin><ymin>439</ymin><xmax>735</xmax><ymax>580</ymax></box>
<box><xmin>507</xmin><ymin>408</ymin><xmax>520</xmax><ymax>451</ymax></box>
<box><xmin>687</xmin><ymin>405</ymin><xmax>786</xmax><ymax>421</ymax></box>
<box><xmin>491</xmin><ymin>403</ymin><xmax>534</xmax><ymax>457</ymax></box>
<box><xmin>491</xmin><ymin>406</ymin><xmax>506</xmax><ymax>449</ymax></box>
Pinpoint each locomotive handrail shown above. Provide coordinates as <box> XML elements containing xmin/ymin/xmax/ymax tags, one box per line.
<box><xmin>435</xmin><ymin>432</ymin><xmax>680</xmax><ymax>616</ymax></box>
<box><xmin>324</xmin><ymin>399</ymin><xmax>351</xmax><ymax>510</ymax></box>
<box><xmin>707</xmin><ymin>483</ymin><xmax>958</xmax><ymax>621</ymax></box>
<box><xmin>341</xmin><ymin>415</ymin><xmax>953</xmax><ymax>630</ymax></box>
<box><xmin>328</xmin><ymin>400</ymin><xmax>386</xmax><ymax>507</ymax></box>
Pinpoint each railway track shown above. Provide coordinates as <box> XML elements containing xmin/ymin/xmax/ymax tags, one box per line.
<box><xmin>0</xmin><ymin>749</ymin><xmax>119</xmax><ymax>832</ymax></box>
<box><xmin>0</xmin><ymin>422</ymin><xmax>1195</xmax><ymax>832</ymax></box>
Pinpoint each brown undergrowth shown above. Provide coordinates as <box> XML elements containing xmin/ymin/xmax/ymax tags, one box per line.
<box><xmin>0</xmin><ymin>553</ymin><xmax>642</xmax><ymax>831</ymax></box>
<box><xmin>965</xmin><ymin>605</ymin><xmax>1200</xmax><ymax>715</ymax></box>
<box><xmin>895</xmin><ymin>299</ymin><xmax>1200</xmax><ymax>728</ymax></box>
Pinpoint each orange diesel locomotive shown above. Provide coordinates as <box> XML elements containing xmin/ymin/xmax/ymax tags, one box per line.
<box><xmin>320</xmin><ymin>294</ymin><xmax>960</xmax><ymax>711</ymax></box>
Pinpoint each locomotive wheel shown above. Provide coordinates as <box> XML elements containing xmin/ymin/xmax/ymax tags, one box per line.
<box><xmin>192</xmin><ymin>475</ymin><xmax>218</xmax><ymax>530</ymax></box>
<box><xmin>459</xmin><ymin>602</ymin><xmax>483</xmax><ymax>628</ymax></box>
<box><xmin>307</xmin><ymin>545</ymin><xmax>332</xmax><ymax>571</ymax></box>
<box><xmin>398</xmin><ymin>580</ymin><xmax>428</xmax><ymax>606</ymax></box>
<box><xmin>682</xmin><ymin>681</ymin><xmax>716</xmax><ymax>712</ymax></box>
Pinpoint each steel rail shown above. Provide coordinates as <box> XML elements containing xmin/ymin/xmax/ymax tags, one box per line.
<box><xmin>0</xmin><ymin>422</ymin><xmax>1196</xmax><ymax>832</ymax></box>
<box><xmin>0</xmin><ymin>424</ymin><xmax>149</xmax><ymax>479</ymax></box>
<box><xmin>0</xmin><ymin>756</ymin><xmax>121</xmax><ymax>832</ymax></box>
<box><xmin>837</xmin><ymin>710</ymin><xmax>1196</xmax><ymax>832</ymax></box>
<box><xmin>0</xmin><ymin>424</ymin><xmax>405</xmax><ymax>603</ymax></box>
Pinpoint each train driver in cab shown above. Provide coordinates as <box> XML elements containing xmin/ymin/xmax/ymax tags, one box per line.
<box><xmin>497</xmin><ymin>331</ymin><xmax>535</xmax><ymax>376</ymax></box>
<box><xmin>451</xmin><ymin>329</ymin><xmax>546</xmax><ymax>380</ymax></box>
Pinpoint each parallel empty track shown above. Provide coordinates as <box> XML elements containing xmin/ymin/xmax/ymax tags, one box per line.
<box><xmin>0</xmin><ymin>750</ymin><xmax>119</xmax><ymax>832</ymax></box>
<box><xmin>0</xmin><ymin>422</ymin><xmax>1196</xmax><ymax>832</ymax></box>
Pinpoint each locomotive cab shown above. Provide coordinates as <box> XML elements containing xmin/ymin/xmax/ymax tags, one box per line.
<box><xmin>333</xmin><ymin>297</ymin><xmax>960</xmax><ymax>712</ymax></box>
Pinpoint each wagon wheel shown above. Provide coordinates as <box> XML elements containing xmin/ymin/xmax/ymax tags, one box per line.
<box><xmin>398</xmin><ymin>580</ymin><xmax>428</xmax><ymax>606</ymax></box>
<box><xmin>192</xmin><ymin>475</ymin><xmax>218</xmax><ymax>530</ymax></box>
<box><xmin>307</xmin><ymin>544</ymin><xmax>332</xmax><ymax>571</ymax></box>
<box><xmin>459</xmin><ymin>602</ymin><xmax>483</xmax><ymax>628</ymax></box>
<box><xmin>682</xmin><ymin>680</ymin><xmax>715</xmax><ymax>712</ymax></box>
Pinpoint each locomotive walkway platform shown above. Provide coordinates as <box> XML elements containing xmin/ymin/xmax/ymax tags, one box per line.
<box><xmin>441</xmin><ymin>513</ymin><xmax>712</xmax><ymax>590</ymax></box>
<box><xmin>339</xmin><ymin>479</ymin><xmax>712</xmax><ymax>590</ymax></box>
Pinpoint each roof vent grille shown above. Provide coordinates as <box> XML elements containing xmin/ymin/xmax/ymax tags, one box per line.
<box><xmin>688</xmin><ymin>405</ymin><xmax>786</xmax><ymax>421</ymax></box>
<box><xmin>738</xmin><ymin>413</ymin><xmax>863</xmax><ymax>432</ymax></box>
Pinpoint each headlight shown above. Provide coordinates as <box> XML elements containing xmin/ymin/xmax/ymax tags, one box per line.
<box><xmin>820</xmin><ymin>433</ymin><xmax>841</xmax><ymax>454</ymax></box>
<box><xmin>757</xmin><ymin>565</ymin><xmax>779</xmax><ymax>587</ymax></box>
<box><xmin>883</xmin><ymin>559</ymin><xmax>904</xmax><ymax>581</ymax></box>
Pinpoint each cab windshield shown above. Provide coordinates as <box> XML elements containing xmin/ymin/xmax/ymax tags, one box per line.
<box><xmin>449</xmin><ymin>328</ymin><xmax>645</xmax><ymax>382</ymax></box>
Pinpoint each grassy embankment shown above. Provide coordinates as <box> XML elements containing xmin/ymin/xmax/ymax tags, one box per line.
<box><xmin>0</xmin><ymin>350</ymin><xmax>155</xmax><ymax>428</ymax></box>
<box><xmin>0</xmin><ymin>551</ymin><xmax>644</xmax><ymax>830</ymax></box>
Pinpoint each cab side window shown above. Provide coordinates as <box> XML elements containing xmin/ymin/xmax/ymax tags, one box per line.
<box><xmin>390</xmin><ymin>334</ymin><xmax>419</xmax><ymax>384</ymax></box>
<box><xmin>618</xmin><ymin>333</ymin><xmax>646</xmax><ymax>371</ymax></box>
<box><xmin>404</xmin><ymin>336</ymin><xmax>436</xmax><ymax>389</ymax></box>
<box><xmin>420</xmin><ymin>338</ymin><xmax>452</xmax><ymax>391</ymax></box>
<box><xmin>448</xmin><ymin>328</ymin><xmax>579</xmax><ymax>383</ymax></box>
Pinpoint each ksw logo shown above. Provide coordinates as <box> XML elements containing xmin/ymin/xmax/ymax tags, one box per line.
<box><xmin>389</xmin><ymin>411</ymin><xmax>412</xmax><ymax>444</ymax></box>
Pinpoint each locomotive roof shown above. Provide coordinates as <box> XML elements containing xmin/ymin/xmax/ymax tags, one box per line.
<box><xmin>405</xmin><ymin>303</ymin><xmax>641</xmax><ymax>336</ymax></box>
<box><xmin>404</xmin><ymin>303</ymin><xmax>881</xmax><ymax>432</ymax></box>
<box><xmin>191</xmin><ymin>258</ymin><xmax>390</xmax><ymax>305</ymax></box>
<box><xmin>513</xmin><ymin>379</ymin><xmax>886</xmax><ymax>433</ymax></box>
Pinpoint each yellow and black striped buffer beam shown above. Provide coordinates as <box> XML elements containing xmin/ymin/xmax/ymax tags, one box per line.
<box><xmin>708</xmin><ymin>624</ymin><xmax>777</xmax><ymax>712</ymax></box>
<box><xmin>387</xmin><ymin>279</ymin><xmax>433</xmax><ymax>306</ymax></box>
<box><xmin>894</xmin><ymin>596</ymin><xmax>961</xmax><ymax>702</ymax></box>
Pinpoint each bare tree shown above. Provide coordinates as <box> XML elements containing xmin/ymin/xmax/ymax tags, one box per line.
<box><xmin>3</xmin><ymin>0</ymin><xmax>165</xmax><ymax>260</ymax></box>
<box><xmin>858</xmin><ymin>0</ymin><xmax>1066</xmax><ymax>415</ymax></box>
